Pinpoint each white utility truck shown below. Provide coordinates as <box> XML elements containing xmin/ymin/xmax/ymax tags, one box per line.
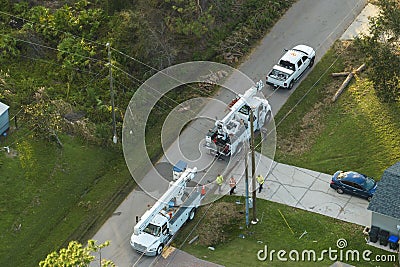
<box><xmin>205</xmin><ymin>80</ymin><xmax>272</xmax><ymax>157</ymax></box>
<box><xmin>130</xmin><ymin>163</ymin><xmax>201</xmax><ymax>256</ymax></box>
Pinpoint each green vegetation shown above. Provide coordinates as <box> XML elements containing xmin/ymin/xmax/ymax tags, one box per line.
<box><xmin>0</xmin><ymin>132</ymin><xmax>134</xmax><ymax>266</ymax></box>
<box><xmin>0</xmin><ymin>1</ymin><xmax>296</xmax><ymax>266</ymax></box>
<box><xmin>355</xmin><ymin>0</ymin><xmax>400</xmax><ymax>102</ymax></box>
<box><xmin>39</xmin><ymin>240</ymin><xmax>115</xmax><ymax>267</ymax></box>
<box><xmin>175</xmin><ymin>197</ymin><xmax>397</xmax><ymax>266</ymax></box>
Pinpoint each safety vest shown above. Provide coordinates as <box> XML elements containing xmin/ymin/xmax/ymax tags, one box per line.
<box><xmin>229</xmin><ymin>178</ymin><xmax>236</xmax><ymax>187</ymax></box>
<box><xmin>257</xmin><ymin>175</ymin><xmax>264</xmax><ymax>185</ymax></box>
<box><xmin>216</xmin><ymin>175</ymin><xmax>224</xmax><ymax>185</ymax></box>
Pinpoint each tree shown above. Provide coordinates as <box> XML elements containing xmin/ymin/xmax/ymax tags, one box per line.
<box><xmin>39</xmin><ymin>240</ymin><xmax>115</xmax><ymax>267</ymax></box>
<box><xmin>164</xmin><ymin>0</ymin><xmax>214</xmax><ymax>38</ymax></box>
<box><xmin>355</xmin><ymin>0</ymin><xmax>400</xmax><ymax>102</ymax></box>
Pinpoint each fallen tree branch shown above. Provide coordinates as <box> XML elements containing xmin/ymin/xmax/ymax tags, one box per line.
<box><xmin>332</xmin><ymin>72</ymin><xmax>354</xmax><ymax>102</ymax></box>
<box><xmin>331</xmin><ymin>64</ymin><xmax>366</xmax><ymax>102</ymax></box>
<box><xmin>331</xmin><ymin>72</ymin><xmax>350</xmax><ymax>77</ymax></box>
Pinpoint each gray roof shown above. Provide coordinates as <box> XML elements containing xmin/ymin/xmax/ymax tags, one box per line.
<box><xmin>368</xmin><ymin>162</ymin><xmax>400</xmax><ymax>219</ymax></box>
<box><xmin>0</xmin><ymin>101</ymin><xmax>9</xmax><ymax>115</ymax></box>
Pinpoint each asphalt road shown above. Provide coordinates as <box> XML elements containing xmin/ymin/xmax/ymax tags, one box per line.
<box><xmin>91</xmin><ymin>1</ymin><xmax>367</xmax><ymax>266</ymax></box>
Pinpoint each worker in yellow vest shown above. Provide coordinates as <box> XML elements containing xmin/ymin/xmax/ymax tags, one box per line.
<box><xmin>257</xmin><ymin>174</ymin><xmax>264</xmax><ymax>193</ymax></box>
<box><xmin>216</xmin><ymin>174</ymin><xmax>224</xmax><ymax>192</ymax></box>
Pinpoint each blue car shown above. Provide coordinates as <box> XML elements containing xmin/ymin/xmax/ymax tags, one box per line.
<box><xmin>330</xmin><ymin>171</ymin><xmax>377</xmax><ymax>201</ymax></box>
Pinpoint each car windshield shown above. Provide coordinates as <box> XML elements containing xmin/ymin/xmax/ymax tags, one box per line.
<box><xmin>362</xmin><ymin>177</ymin><xmax>376</xmax><ymax>191</ymax></box>
<box><xmin>143</xmin><ymin>223</ymin><xmax>161</xmax><ymax>236</ymax></box>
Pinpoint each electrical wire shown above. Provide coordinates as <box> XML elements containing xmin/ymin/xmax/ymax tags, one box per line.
<box><xmin>0</xmin><ymin>32</ymin><xmax>106</xmax><ymax>65</ymax></box>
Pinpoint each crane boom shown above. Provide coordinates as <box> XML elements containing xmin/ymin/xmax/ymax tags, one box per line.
<box><xmin>133</xmin><ymin>167</ymin><xmax>197</xmax><ymax>235</ymax></box>
<box><xmin>216</xmin><ymin>80</ymin><xmax>264</xmax><ymax>126</ymax></box>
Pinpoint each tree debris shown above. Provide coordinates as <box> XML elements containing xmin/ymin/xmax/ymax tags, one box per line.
<box><xmin>332</xmin><ymin>64</ymin><xmax>366</xmax><ymax>102</ymax></box>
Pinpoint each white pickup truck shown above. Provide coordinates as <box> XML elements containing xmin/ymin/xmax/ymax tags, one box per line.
<box><xmin>266</xmin><ymin>45</ymin><xmax>315</xmax><ymax>90</ymax></box>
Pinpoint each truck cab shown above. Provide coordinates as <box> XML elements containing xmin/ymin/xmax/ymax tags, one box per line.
<box><xmin>131</xmin><ymin>213</ymin><xmax>170</xmax><ymax>256</ymax></box>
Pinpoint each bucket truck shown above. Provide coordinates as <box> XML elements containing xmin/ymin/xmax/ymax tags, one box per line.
<box><xmin>205</xmin><ymin>80</ymin><xmax>272</xmax><ymax>157</ymax></box>
<box><xmin>130</xmin><ymin>163</ymin><xmax>201</xmax><ymax>256</ymax></box>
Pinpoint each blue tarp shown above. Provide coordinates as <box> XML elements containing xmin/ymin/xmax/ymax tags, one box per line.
<box><xmin>173</xmin><ymin>160</ymin><xmax>187</xmax><ymax>173</ymax></box>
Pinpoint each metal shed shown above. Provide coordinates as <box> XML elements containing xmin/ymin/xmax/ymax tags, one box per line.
<box><xmin>0</xmin><ymin>101</ymin><xmax>10</xmax><ymax>135</ymax></box>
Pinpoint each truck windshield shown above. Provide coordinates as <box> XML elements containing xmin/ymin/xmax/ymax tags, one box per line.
<box><xmin>143</xmin><ymin>223</ymin><xmax>161</xmax><ymax>236</ymax></box>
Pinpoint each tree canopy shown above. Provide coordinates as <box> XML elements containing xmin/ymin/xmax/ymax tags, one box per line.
<box><xmin>39</xmin><ymin>240</ymin><xmax>115</xmax><ymax>267</ymax></box>
<box><xmin>356</xmin><ymin>0</ymin><xmax>400</xmax><ymax>102</ymax></box>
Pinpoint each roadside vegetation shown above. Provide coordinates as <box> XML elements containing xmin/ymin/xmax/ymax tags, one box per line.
<box><xmin>0</xmin><ymin>0</ymin><xmax>296</xmax><ymax>266</ymax></box>
<box><xmin>174</xmin><ymin>197</ymin><xmax>397</xmax><ymax>266</ymax></box>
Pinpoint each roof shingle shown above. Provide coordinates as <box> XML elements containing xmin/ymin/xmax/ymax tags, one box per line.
<box><xmin>367</xmin><ymin>162</ymin><xmax>400</xmax><ymax>219</ymax></box>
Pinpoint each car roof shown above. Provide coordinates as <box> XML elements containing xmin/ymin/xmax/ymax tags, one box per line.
<box><xmin>338</xmin><ymin>171</ymin><xmax>367</xmax><ymax>184</ymax></box>
<box><xmin>281</xmin><ymin>45</ymin><xmax>312</xmax><ymax>64</ymax></box>
<box><xmin>280</xmin><ymin>50</ymin><xmax>304</xmax><ymax>64</ymax></box>
<box><xmin>280</xmin><ymin>45</ymin><xmax>314</xmax><ymax>64</ymax></box>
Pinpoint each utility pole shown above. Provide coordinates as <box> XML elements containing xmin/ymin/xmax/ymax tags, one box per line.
<box><xmin>250</xmin><ymin>108</ymin><xmax>258</xmax><ymax>224</ymax></box>
<box><xmin>244</xmin><ymin>143</ymin><xmax>250</xmax><ymax>228</ymax></box>
<box><xmin>106</xmin><ymin>42</ymin><xmax>117</xmax><ymax>144</ymax></box>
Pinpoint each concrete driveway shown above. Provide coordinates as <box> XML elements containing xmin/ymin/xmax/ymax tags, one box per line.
<box><xmin>222</xmin><ymin>153</ymin><xmax>371</xmax><ymax>227</ymax></box>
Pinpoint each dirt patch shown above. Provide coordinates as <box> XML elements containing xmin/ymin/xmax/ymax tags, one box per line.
<box><xmin>195</xmin><ymin>202</ymin><xmax>242</xmax><ymax>247</ymax></box>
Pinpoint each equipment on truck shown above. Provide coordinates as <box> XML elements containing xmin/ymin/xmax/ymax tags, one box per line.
<box><xmin>205</xmin><ymin>80</ymin><xmax>272</xmax><ymax>157</ymax></box>
<box><xmin>130</xmin><ymin>162</ymin><xmax>201</xmax><ymax>256</ymax></box>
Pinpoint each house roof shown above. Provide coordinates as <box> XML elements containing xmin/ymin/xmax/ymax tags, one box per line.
<box><xmin>0</xmin><ymin>101</ymin><xmax>9</xmax><ymax>115</ymax></box>
<box><xmin>367</xmin><ymin>162</ymin><xmax>400</xmax><ymax>219</ymax></box>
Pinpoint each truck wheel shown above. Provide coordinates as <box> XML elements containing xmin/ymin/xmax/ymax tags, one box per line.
<box><xmin>309</xmin><ymin>57</ymin><xmax>315</xmax><ymax>67</ymax></box>
<box><xmin>156</xmin><ymin>244</ymin><xmax>164</xmax><ymax>256</ymax></box>
<box><xmin>188</xmin><ymin>208</ymin><xmax>196</xmax><ymax>221</ymax></box>
<box><xmin>265</xmin><ymin>110</ymin><xmax>272</xmax><ymax>124</ymax></box>
<box><xmin>288</xmin><ymin>81</ymin><xmax>294</xmax><ymax>90</ymax></box>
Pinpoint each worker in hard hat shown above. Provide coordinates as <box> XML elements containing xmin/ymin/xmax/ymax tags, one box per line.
<box><xmin>229</xmin><ymin>176</ymin><xmax>237</xmax><ymax>195</ymax></box>
<box><xmin>216</xmin><ymin>174</ymin><xmax>224</xmax><ymax>192</ymax></box>
<box><xmin>257</xmin><ymin>174</ymin><xmax>264</xmax><ymax>193</ymax></box>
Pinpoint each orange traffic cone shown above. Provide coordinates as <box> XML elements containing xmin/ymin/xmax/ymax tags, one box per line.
<box><xmin>201</xmin><ymin>185</ymin><xmax>206</xmax><ymax>196</ymax></box>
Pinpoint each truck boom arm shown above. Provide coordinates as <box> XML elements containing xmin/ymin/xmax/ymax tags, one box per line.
<box><xmin>133</xmin><ymin>167</ymin><xmax>197</xmax><ymax>235</ymax></box>
<box><xmin>216</xmin><ymin>80</ymin><xmax>264</xmax><ymax>127</ymax></box>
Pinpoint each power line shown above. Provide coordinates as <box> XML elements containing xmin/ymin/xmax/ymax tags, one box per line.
<box><xmin>0</xmin><ymin>9</ymin><xmax>106</xmax><ymax>49</ymax></box>
<box><xmin>5</xmin><ymin>66</ymin><xmax>109</xmax><ymax>148</ymax></box>
<box><xmin>254</xmin><ymin>54</ymin><xmax>341</xmax><ymax>151</ymax></box>
<box><xmin>111</xmin><ymin>64</ymin><xmax>213</xmax><ymax>137</ymax></box>
<box><xmin>0</xmin><ymin>32</ymin><xmax>105</xmax><ymax>64</ymax></box>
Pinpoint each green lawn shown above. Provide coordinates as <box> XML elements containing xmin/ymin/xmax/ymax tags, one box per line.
<box><xmin>0</xmin><ymin>132</ymin><xmax>134</xmax><ymax>267</ymax></box>
<box><xmin>174</xmin><ymin>197</ymin><xmax>397</xmax><ymax>267</ymax></box>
